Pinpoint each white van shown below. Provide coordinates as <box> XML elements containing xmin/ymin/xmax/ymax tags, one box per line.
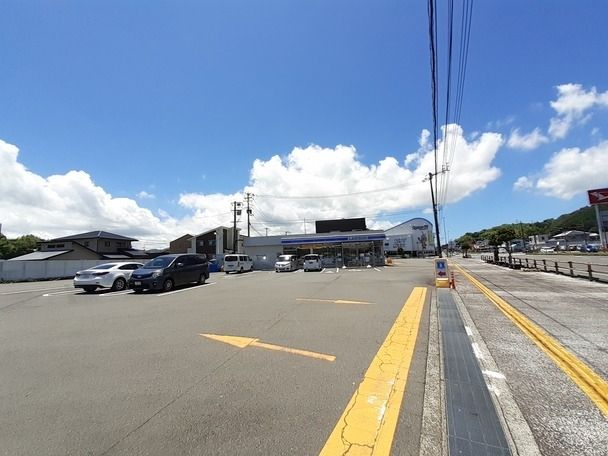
<box><xmin>223</xmin><ymin>254</ymin><xmax>253</xmax><ymax>274</ymax></box>
<box><xmin>275</xmin><ymin>254</ymin><xmax>299</xmax><ymax>272</ymax></box>
<box><xmin>303</xmin><ymin>254</ymin><xmax>322</xmax><ymax>271</ymax></box>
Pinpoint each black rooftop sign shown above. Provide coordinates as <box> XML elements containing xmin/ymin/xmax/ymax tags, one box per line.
<box><xmin>315</xmin><ymin>218</ymin><xmax>367</xmax><ymax>233</ymax></box>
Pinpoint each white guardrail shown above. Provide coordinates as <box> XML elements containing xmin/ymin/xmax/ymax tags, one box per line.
<box><xmin>480</xmin><ymin>255</ymin><xmax>608</xmax><ymax>283</ymax></box>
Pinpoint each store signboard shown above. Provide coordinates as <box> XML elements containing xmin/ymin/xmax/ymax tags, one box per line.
<box><xmin>588</xmin><ymin>188</ymin><xmax>608</xmax><ymax>205</ymax></box>
<box><xmin>588</xmin><ymin>188</ymin><xmax>608</xmax><ymax>249</ymax></box>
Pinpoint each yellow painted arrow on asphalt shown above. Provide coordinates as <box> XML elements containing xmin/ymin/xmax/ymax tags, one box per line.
<box><xmin>296</xmin><ymin>298</ymin><xmax>371</xmax><ymax>305</ymax></box>
<box><xmin>200</xmin><ymin>334</ymin><xmax>336</xmax><ymax>362</ymax></box>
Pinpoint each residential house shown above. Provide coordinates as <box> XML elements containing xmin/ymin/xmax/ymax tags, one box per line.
<box><xmin>9</xmin><ymin>230</ymin><xmax>144</xmax><ymax>261</ymax></box>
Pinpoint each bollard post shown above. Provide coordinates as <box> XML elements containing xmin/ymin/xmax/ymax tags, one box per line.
<box><xmin>568</xmin><ymin>261</ymin><xmax>574</xmax><ymax>277</ymax></box>
<box><xmin>450</xmin><ymin>271</ymin><xmax>456</xmax><ymax>289</ymax></box>
<box><xmin>543</xmin><ymin>259</ymin><xmax>547</xmax><ymax>272</ymax></box>
<box><xmin>555</xmin><ymin>262</ymin><xmax>559</xmax><ymax>274</ymax></box>
<box><xmin>588</xmin><ymin>264</ymin><xmax>593</xmax><ymax>281</ymax></box>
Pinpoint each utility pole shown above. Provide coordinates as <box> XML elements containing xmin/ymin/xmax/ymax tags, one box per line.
<box><xmin>265</xmin><ymin>228</ymin><xmax>268</xmax><ymax>237</ymax></box>
<box><xmin>425</xmin><ymin>169</ymin><xmax>446</xmax><ymax>258</ymax></box>
<box><xmin>443</xmin><ymin>215</ymin><xmax>449</xmax><ymax>257</ymax></box>
<box><xmin>244</xmin><ymin>193</ymin><xmax>254</xmax><ymax>237</ymax></box>
<box><xmin>231</xmin><ymin>201</ymin><xmax>242</xmax><ymax>253</ymax></box>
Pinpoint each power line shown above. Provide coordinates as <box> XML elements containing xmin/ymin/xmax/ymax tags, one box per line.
<box><xmin>255</xmin><ymin>181</ymin><xmax>418</xmax><ymax>200</ymax></box>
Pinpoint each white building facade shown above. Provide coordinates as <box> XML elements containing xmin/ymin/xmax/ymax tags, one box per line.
<box><xmin>384</xmin><ymin>218</ymin><xmax>435</xmax><ymax>257</ymax></box>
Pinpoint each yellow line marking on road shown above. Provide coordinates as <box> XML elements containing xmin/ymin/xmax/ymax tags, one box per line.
<box><xmin>454</xmin><ymin>263</ymin><xmax>608</xmax><ymax>416</ymax></box>
<box><xmin>200</xmin><ymin>334</ymin><xmax>336</xmax><ymax>362</ymax></box>
<box><xmin>296</xmin><ymin>298</ymin><xmax>372</xmax><ymax>305</ymax></box>
<box><xmin>319</xmin><ymin>287</ymin><xmax>427</xmax><ymax>455</ymax></box>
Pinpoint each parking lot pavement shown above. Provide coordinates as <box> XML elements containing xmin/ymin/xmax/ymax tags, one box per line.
<box><xmin>0</xmin><ymin>264</ymin><xmax>435</xmax><ymax>456</ymax></box>
<box><xmin>450</xmin><ymin>257</ymin><xmax>608</xmax><ymax>456</ymax></box>
<box><xmin>3</xmin><ymin>259</ymin><xmax>605</xmax><ymax>455</ymax></box>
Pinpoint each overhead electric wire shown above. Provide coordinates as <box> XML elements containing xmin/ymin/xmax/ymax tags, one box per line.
<box><xmin>428</xmin><ymin>0</ymin><xmax>439</xmax><ymax>184</ymax></box>
<box><xmin>435</xmin><ymin>0</ymin><xmax>475</xmax><ymax>210</ymax></box>
<box><xmin>254</xmin><ymin>181</ymin><xmax>420</xmax><ymax>200</ymax></box>
<box><xmin>437</xmin><ymin>0</ymin><xmax>455</xmax><ymax>210</ymax></box>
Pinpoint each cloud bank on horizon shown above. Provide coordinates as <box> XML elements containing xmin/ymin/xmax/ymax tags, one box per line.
<box><xmin>1</xmin><ymin>128</ymin><xmax>502</xmax><ymax>245</ymax></box>
<box><xmin>1</xmin><ymin>82</ymin><xmax>607</xmax><ymax>246</ymax></box>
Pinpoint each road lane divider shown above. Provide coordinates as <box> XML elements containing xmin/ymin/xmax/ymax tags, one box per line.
<box><xmin>454</xmin><ymin>263</ymin><xmax>608</xmax><ymax>416</ymax></box>
<box><xmin>200</xmin><ymin>334</ymin><xmax>336</xmax><ymax>362</ymax></box>
<box><xmin>319</xmin><ymin>286</ymin><xmax>427</xmax><ymax>455</ymax></box>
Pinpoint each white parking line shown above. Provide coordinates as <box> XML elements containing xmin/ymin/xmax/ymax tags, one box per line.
<box><xmin>222</xmin><ymin>271</ymin><xmax>262</xmax><ymax>279</ymax></box>
<box><xmin>373</xmin><ymin>267</ymin><xmax>382</xmax><ymax>272</ymax></box>
<box><xmin>42</xmin><ymin>290</ymin><xmax>79</xmax><ymax>297</ymax></box>
<box><xmin>1</xmin><ymin>286</ymin><xmax>72</xmax><ymax>296</ymax></box>
<box><xmin>156</xmin><ymin>282</ymin><xmax>216</xmax><ymax>297</ymax></box>
<box><xmin>99</xmin><ymin>290</ymin><xmax>134</xmax><ymax>297</ymax></box>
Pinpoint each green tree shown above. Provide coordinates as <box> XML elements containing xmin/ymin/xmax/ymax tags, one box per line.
<box><xmin>456</xmin><ymin>235</ymin><xmax>474</xmax><ymax>258</ymax></box>
<box><xmin>486</xmin><ymin>226</ymin><xmax>516</xmax><ymax>263</ymax></box>
<box><xmin>0</xmin><ymin>234</ymin><xmax>42</xmax><ymax>259</ymax></box>
<box><xmin>0</xmin><ymin>234</ymin><xmax>12</xmax><ymax>259</ymax></box>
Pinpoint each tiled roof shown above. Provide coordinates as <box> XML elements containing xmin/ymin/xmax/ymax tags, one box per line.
<box><xmin>50</xmin><ymin>231</ymin><xmax>138</xmax><ymax>242</ymax></box>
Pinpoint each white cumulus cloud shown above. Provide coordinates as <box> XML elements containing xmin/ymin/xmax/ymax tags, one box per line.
<box><xmin>137</xmin><ymin>190</ymin><xmax>155</xmax><ymax>199</ymax></box>
<box><xmin>1</xmin><ymin>128</ymin><xmax>504</xmax><ymax>244</ymax></box>
<box><xmin>517</xmin><ymin>140</ymin><xmax>608</xmax><ymax>199</ymax></box>
<box><xmin>548</xmin><ymin>83</ymin><xmax>608</xmax><ymax>139</ymax></box>
<box><xmin>513</xmin><ymin>176</ymin><xmax>533</xmax><ymax>191</ymax></box>
<box><xmin>507</xmin><ymin>128</ymin><xmax>549</xmax><ymax>150</ymax></box>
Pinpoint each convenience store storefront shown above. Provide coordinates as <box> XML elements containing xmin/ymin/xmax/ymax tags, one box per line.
<box><xmin>280</xmin><ymin>231</ymin><xmax>386</xmax><ymax>267</ymax></box>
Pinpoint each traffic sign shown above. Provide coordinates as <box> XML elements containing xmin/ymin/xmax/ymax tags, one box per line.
<box><xmin>588</xmin><ymin>188</ymin><xmax>608</xmax><ymax>205</ymax></box>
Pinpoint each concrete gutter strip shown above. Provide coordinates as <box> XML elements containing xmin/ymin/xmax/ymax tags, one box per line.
<box><xmin>419</xmin><ymin>289</ymin><xmax>447</xmax><ymax>456</ymax></box>
<box><xmin>438</xmin><ymin>288</ymin><xmax>512</xmax><ymax>456</ymax></box>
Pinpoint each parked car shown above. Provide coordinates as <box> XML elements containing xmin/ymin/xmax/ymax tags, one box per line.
<box><xmin>303</xmin><ymin>254</ymin><xmax>322</xmax><ymax>271</ymax></box>
<box><xmin>223</xmin><ymin>254</ymin><xmax>253</xmax><ymax>273</ymax></box>
<box><xmin>581</xmin><ymin>244</ymin><xmax>599</xmax><ymax>253</ymax></box>
<box><xmin>539</xmin><ymin>246</ymin><xmax>555</xmax><ymax>253</ymax></box>
<box><xmin>129</xmin><ymin>254</ymin><xmax>209</xmax><ymax>293</ymax></box>
<box><xmin>74</xmin><ymin>262</ymin><xmax>143</xmax><ymax>293</ymax></box>
<box><xmin>275</xmin><ymin>254</ymin><xmax>299</xmax><ymax>272</ymax></box>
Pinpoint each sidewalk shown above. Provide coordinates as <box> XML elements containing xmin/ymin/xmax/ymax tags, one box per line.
<box><xmin>424</xmin><ymin>257</ymin><xmax>608</xmax><ymax>456</ymax></box>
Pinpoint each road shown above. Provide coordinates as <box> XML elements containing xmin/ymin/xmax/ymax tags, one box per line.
<box><xmin>1</xmin><ymin>259</ymin><xmax>606</xmax><ymax>455</ymax></box>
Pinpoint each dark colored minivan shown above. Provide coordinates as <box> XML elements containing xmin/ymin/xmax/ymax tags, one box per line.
<box><xmin>129</xmin><ymin>254</ymin><xmax>209</xmax><ymax>293</ymax></box>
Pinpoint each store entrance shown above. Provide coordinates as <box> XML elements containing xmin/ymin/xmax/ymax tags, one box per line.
<box><xmin>342</xmin><ymin>241</ymin><xmax>383</xmax><ymax>267</ymax></box>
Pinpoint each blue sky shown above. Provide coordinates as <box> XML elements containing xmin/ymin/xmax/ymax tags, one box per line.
<box><xmin>1</xmin><ymin>1</ymin><xmax>607</xmax><ymax>247</ymax></box>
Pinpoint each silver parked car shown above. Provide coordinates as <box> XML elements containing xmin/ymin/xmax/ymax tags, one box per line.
<box><xmin>74</xmin><ymin>262</ymin><xmax>143</xmax><ymax>293</ymax></box>
<box><xmin>303</xmin><ymin>254</ymin><xmax>322</xmax><ymax>271</ymax></box>
<box><xmin>275</xmin><ymin>254</ymin><xmax>299</xmax><ymax>272</ymax></box>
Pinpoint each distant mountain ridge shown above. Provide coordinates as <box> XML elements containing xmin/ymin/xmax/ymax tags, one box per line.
<box><xmin>459</xmin><ymin>206</ymin><xmax>598</xmax><ymax>242</ymax></box>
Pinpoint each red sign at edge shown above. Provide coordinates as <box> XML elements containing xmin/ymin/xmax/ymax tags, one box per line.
<box><xmin>587</xmin><ymin>188</ymin><xmax>608</xmax><ymax>205</ymax></box>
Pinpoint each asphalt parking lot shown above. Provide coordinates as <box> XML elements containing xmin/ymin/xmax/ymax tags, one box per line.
<box><xmin>0</xmin><ymin>264</ymin><xmax>434</xmax><ymax>456</ymax></box>
<box><xmin>1</xmin><ymin>259</ymin><xmax>607</xmax><ymax>456</ymax></box>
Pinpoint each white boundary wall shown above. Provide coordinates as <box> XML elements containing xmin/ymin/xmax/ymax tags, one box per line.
<box><xmin>0</xmin><ymin>260</ymin><xmax>118</xmax><ymax>281</ymax></box>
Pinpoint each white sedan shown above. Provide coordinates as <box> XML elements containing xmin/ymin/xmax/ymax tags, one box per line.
<box><xmin>74</xmin><ymin>262</ymin><xmax>144</xmax><ymax>293</ymax></box>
